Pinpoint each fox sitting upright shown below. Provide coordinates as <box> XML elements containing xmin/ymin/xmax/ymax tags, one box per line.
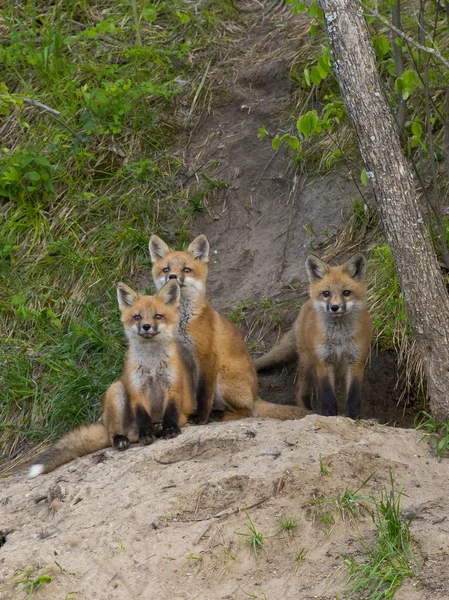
<box><xmin>29</xmin><ymin>279</ymin><xmax>194</xmax><ymax>477</ymax></box>
<box><xmin>255</xmin><ymin>253</ymin><xmax>373</xmax><ymax>419</ymax></box>
<box><xmin>149</xmin><ymin>234</ymin><xmax>304</xmax><ymax>423</ymax></box>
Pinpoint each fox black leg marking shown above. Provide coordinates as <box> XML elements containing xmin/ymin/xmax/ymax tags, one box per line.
<box><xmin>190</xmin><ymin>377</ymin><xmax>209</xmax><ymax>424</ymax></box>
<box><xmin>135</xmin><ymin>405</ymin><xmax>156</xmax><ymax>445</ymax></box>
<box><xmin>320</xmin><ymin>376</ymin><xmax>338</xmax><ymax>416</ymax></box>
<box><xmin>346</xmin><ymin>378</ymin><xmax>362</xmax><ymax>419</ymax></box>
<box><xmin>162</xmin><ymin>400</ymin><xmax>181</xmax><ymax>439</ymax></box>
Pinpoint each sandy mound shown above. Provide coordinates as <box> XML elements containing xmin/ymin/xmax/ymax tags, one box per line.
<box><xmin>1</xmin><ymin>416</ymin><xmax>449</xmax><ymax>599</ymax></box>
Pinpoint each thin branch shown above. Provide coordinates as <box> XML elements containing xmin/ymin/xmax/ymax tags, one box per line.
<box><xmin>0</xmin><ymin>94</ymin><xmax>82</xmax><ymax>139</ymax></box>
<box><xmin>392</xmin><ymin>0</ymin><xmax>406</xmax><ymax>134</ymax></box>
<box><xmin>358</xmin><ymin>0</ymin><xmax>449</xmax><ymax>69</ymax></box>
<box><xmin>0</xmin><ymin>95</ymin><xmax>60</xmax><ymax>116</ymax></box>
<box><xmin>419</xmin><ymin>0</ymin><xmax>449</xmax><ymax>269</ymax></box>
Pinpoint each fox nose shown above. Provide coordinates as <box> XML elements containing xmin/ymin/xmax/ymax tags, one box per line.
<box><xmin>330</xmin><ymin>304</ymin><xmax>340</xmax><ymax>312</ymax></box>
<box><xmin>142</xmin><ymin>323</ymin><xmax>151</xmax><ymax>331</ymax></box>
<box><xmin>168</xmin><ymin>274</ymin><xmax>177</xmax><ymax>280</ymax></box>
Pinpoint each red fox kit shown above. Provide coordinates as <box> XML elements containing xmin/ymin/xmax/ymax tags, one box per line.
<box><xmin>255</xmin><ymin>253</ymin><xmax>373</xmax><ymax>419</ymax></box>
<box><xmin>149</xmin><ymin>234</ymin><xmax>305</xmax><ymax>423</ymax></box>
<box><xmin>29</xmin><ymin>280</ymin><xmax>194</xmax><ymax>477</ymax></box>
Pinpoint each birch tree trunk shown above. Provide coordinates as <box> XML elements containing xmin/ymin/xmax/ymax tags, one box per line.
<box><xmin>318</xmin><ymin>0</ymin><xmax>449</xmax><ymax>419</ymax></box>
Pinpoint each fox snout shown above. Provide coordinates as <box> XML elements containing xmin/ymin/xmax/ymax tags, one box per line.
<box><xmin>329</xmin><ymin>303</ymin><xmax>345</xmax><ymax>314</ymax></box>
<box><xmin>168</xmin><ymin>273</ymin><xmax>184</xmax><ymax>285</ymax></box>
<box><xmin>138</xmin><ymin>323</ymin><xmax>159</xmax><ymax>338</ymax></box>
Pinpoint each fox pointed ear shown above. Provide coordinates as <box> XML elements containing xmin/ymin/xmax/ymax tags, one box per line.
<box><xmin>157</xmin><ymin>279</ymin><xmax>181</xmax><ymax>307</ymax></box>
<box><xmin>342</xmin><ymin>253</ymin><xmax>367</xmax><ymax>281</ymax></box>
<box><xmin>117</xmin><ymin>283</ymin><xmax>139</xmax><ymax>309</ymax></box>
<box><xmin>305</xmin><ymin>254</ymin><xmax>329</xmax><ymax>282</ymax></box>
<box><xmin>149</xmin><ymin>235</ymin><xmax>171</xmax><ymax>263</ymax></box>
<box><xmin>188</xmin><ymin>234</ymin><xmax>209</xmax><ymax>262</ymax></box>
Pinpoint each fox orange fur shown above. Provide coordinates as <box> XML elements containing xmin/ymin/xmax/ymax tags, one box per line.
<box><xmin>149</xmin><ymin>234</ymin><xmax>305</xmax><ymax>423</ymax></box>
<box><xmin>255</xmin><ymin>253</ymin><xmax>373</xmax><ymax>419</ymax></box>
<box><xmin>29</xmin><ymin>280</ymin><xmax>194</xmax><ymax>477</ymax></box>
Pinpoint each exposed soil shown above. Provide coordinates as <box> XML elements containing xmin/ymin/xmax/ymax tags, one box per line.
<box><xmin>0</xmin><ymin>4</ymin><xmax>435</xmax><ymax>599</ymax></box>
<box><xmin>2</xmin><ymin>417</ymin><xmax>449</xmax><ymax>599</ymax></box>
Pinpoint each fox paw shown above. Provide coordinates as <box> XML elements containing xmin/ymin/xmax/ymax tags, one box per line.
<box><xmin>139</xmin><ymin>432</ymin><xmax>156</xmax><ymax>445</ymax></box>
<box><xmin>209</xmin><ymin>410</ymin><xmax>225</xmax><ymax>422</ymax></box>
<box><xmin>113</xmin><ymin>435</ymin><xmax>130</xmax><ymax>451</ymax></box>
<box><xmin>162</xmin><ymin>426</ymin><xmax>181</xmax><ymax>439</ymax></box>
<box><xmin>189</xmin><ymin>414</ymin><xmax>208</xmax><ymax>426</ymax></box>
<box><xmin>153</xmin><ymin>422</ymin><xmax>164</xmax><ymax>438</ymax></box>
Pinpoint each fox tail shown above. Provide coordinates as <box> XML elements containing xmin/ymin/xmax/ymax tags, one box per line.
<box><xmin>254</xmin><ymin>329</ymin><xmax>297</xmax><ymax>372</ymax></box>
<box><xmin>28</xmin><ymin>423</ymin><xmax>110</xmax><ymax>478</ymax></box>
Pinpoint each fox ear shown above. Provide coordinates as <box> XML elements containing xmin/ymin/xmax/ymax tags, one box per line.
<box><xmin>117</xmin><ymin>283</ymin><xmax>139</xmax><ymax>309</ymax></box>
<box><xmin>188</xmin><ymin>234</ymin><xmax>209</xmax><ymax>262</ymax></box>
<box><xmin>342</xmin><ymin>253</ymin><xmax>367</xmax><ymax>281</ymax></box>
<box><xmin>305</xmin><ymin>254</ymin><xmax>329</xmax><ymax>282</ymax></box>
<box><xmin>149</xmin><ymin>235</ymin><xmax>171</xmax><ymax>262</ymax></box>
<box><xmin>157</xmin><ymin>279</ymin><xmax>181</xmax><ymax>307</ymax></box>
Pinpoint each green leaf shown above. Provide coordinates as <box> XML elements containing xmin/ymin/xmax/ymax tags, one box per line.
<box><xmin>26</xmin><ymin>171</ymin><xmax>41</xmax><ymax>181</ymax></box>
<box><xmin>310</xmin><ymin>23</ymin><xmax>318</xmax><ymax>37</ymax></box>
<box><xmin>411</xmin><ymin>121</ymin><xmax>422</xmax><ymax>139</ymax></box>
<box><xmin>34</xmin><ymin>156</ymin><xmax>51</xmax><ymax>167</ymax></box>
<box><xmin>293</xmin><ymin>1</ymin><xmax>308</xmax><ymax>14</ymax></box>
<box><xmin>310</xmin><ymin>66</ymin><xmax>322</xmax><ymax>85</ymax></box>
<box><xmin>258</xmin><ymin>126</ymin><xmax>268</xmax><ymax>140</ymax></box>
<box><xmin>272</xmin><ymin>136</ymin><xmax>280</xmax><ymax>150</ymax></box>
<box><xmin>372</xmin><ymin>34</ymin><xmax>390</xmax><ymax>57</ymax></box>
<box><xmin>3</xmin><ymin>166</ymin><xmax>19</xmax><ymax>181</ymax></box>
<box><xmin>287</xmin><ymin>137</ymin><xmax>300</xmax><ymax>150</ymax></box>
<box><xmin>304</xmin><ymin>68</ymin><xmax>311</xmax><ymax>87</ymax></box>
<box><xmin>360</xmin><ymin>169</ymin><xmax>368</xmax><ymax>186</ymax></box>
<box><xmin>297</xmin><ymin>110</ymin><xmax>319</xmax><ymax>138</ymax></box>
<box><xmin>142</xmin><ymin>5</ymin><xmax>158</xmax><ymax>21</ymax></box>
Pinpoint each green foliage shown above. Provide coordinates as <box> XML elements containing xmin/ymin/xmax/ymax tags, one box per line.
<box><xmin>236</xmin><ymin>511</ymin><xmax>266</xmax><ymax>559</ymax></box>
<box><xmin>343</xmin><ymin>473</ymin><xmax>416</xmax><ymax>600</ymax></box>
<box><xmin>269</xmin><ymin>0</ymin><xmax>449</xmax><ymax>207</ymax></box>
<box><xmin>0</xmin><ymin>0</ymin><xmax>237</xmax><ymax>457</ymax></box>
<box><xmin>366</xmin><ymin>245</ymin><xmax>409</xmax><ymax>351</ymax></box>
<box><xmin>415</xmin><ymin>411</ymin><xmax>449</xmax><ymax>461</ymax></box>
<box><xmin>9</xmin><ymin>567</ymin><xmax>53</xmax><ymax>598</ymax></box>
<box><xmin>278</xmin><ymin>514</ymin><xmax>298</xmax><ymax>536</ymax></box>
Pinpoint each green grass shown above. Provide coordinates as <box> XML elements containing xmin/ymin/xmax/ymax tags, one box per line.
<box><xmin>7</xmin><ymin>567</ymin><xmax>53</xmax><ymax>598</ymax></box>
<box><xmin>0</xmin><ymin>0</ymin><xmax>238</xmax><ymax>459</ymax></box>
<box><xmin>342</xmin><ymin>473</ymin><xmax>416</xmax><ymax>600</ymax></box>
<box><xmin>236</xmin><ymin>511</ymin><xmax>266</xmax><ymax>560</ymax></box>
<box><xmin>278</xmin><ymin>514</ymin><xmax>298</xmax><ymax>537</ymax></box>
<box><xmin>415</xmin><ymin>410</ymin><xmax>449</xmax><ymax>461</ymax></box>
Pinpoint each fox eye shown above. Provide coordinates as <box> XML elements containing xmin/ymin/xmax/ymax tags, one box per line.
<box><xmin>133</xmin><ymin>314</ymin><xmax>141</xmax><ymax>321</ymax></box>
<box><xmin>183</xmin><ymin>267</ymin><xmax>192</xmax><ymax>273</ymax></box>
<box><xmin>155</xmin><ymin>314</ymin><xmax>163</xmax><ymax>320</ymax></box>
<box><xmin>322</xmin><ymin>291</ymin><xmax>330</xmax><ymax>298</ymax></box>
<box><xmin>163</xmin><ymin>267</ymin><xmax>170</xmax><ymax>273</ymax></box>
<box><xmin>343</xmin><ymin>290</ymin><xmax>351</xmax><ymax>297</ymax></box>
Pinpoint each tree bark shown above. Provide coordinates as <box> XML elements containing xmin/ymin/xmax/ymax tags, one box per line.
<box><xmin>318</xmin><ymin>0</ymin><xmax>449</xmax><ymax>419</ymax></box>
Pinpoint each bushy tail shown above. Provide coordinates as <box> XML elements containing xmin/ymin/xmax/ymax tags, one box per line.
<box><xmin>254</xmin><ymin>329</ymin><xmax>297</xmax><ymax>372</ymax></box>
<box><xmin>253</xmin><ymin>398</ymin><xmax>311</xmax><ymax>420</ymax></box>
<box><xmin>28</xmin><ymin>423</ymin><xmax>110</xmax><ymax>478</ymax></box>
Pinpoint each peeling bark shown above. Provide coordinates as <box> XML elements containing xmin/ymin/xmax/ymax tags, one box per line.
<box><xmin>319</xmin><ymin>0</ymin><xmax>449</xmax><ymax>419</ymax></box>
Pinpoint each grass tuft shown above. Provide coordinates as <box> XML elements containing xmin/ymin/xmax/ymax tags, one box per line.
<box><xmin>236</xmin><ymin>510</ymin><xmax>266</xmax><ymax>560</ymax></box>
<box><xmin>342</xmin><ymin>473</ymin><xmax>416</xmax><ymax>600</ymax></box>
<box><xmin>415</xmin><ymin>410</ymin><xmax>449</xmax><ymax>461</ymax></box>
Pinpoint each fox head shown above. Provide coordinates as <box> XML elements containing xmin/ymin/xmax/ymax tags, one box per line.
<box><xmin>149</xmin><ymin>234</ymin><xmax>209</xmax><ymax>301</ymax></box>
<box><xmin>117</xmin><ymin>279</ymin><xmax>181</xmax><ymax>343</ymax></box>
<box><xmin>305</xmin><ymin>253</ymin><xmax>367</xmax><ymax>317</ymax></box>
